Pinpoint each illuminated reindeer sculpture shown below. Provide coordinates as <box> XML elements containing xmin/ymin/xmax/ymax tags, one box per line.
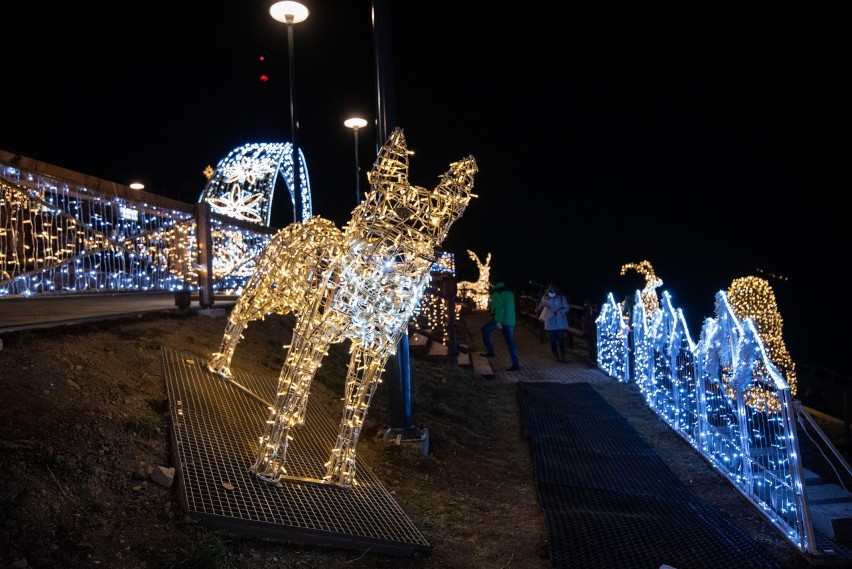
<box><xmin>208</xmin><ymin>128</ymin><xmax>477</xmax><ymax>487</ymax></box>
<box><xmin>620</xmin><ymin>260</ymin><xmax>663</xmax><ymax>315</ymax></box>
<box><xmin>457</xmin><ymin>249</ymin><xmax>491</xmax><ymax>310</ymax></box>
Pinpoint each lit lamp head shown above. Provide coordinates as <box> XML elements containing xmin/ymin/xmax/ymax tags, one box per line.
<box><xmin>344</xmin><ymin>117</ymin><xmax>368</xmax><ymax>131</ymax></box>
<box><xmin>269</xmin><ymin>1</ymin><xmax>309</xmax><ymax>24</ymax></box>
<box><xmin>129</xmin><ymin>182</ymin><xmax>144</xmax><ymax>190</ymax></box>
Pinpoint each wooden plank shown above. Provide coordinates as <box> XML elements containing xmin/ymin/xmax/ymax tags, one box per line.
<box><xmin>470</xmin><ymin>354</ymin><xmax>494</xmax><ymax>378</ymax></box>
<box><xmin>428</xmin><ymin>342</ymin><xmax>448</xmax><ymax>357</ymax></box>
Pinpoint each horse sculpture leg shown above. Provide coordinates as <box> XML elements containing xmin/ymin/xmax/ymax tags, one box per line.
<box><xmin>207</xmin><ymin>240</ymin><xmax>288</xmax><ymax>378</ymax></box>
<box><xmin>207</xmin><ymin>285</ymin><xmax>272</xmax><ymax>378</ymax></box>
<box><xmin>207</xmin><ymin>313</ymin><xmax>248</xmax><ymax>379</ymax></box>
<box><xmin>324</xmin><ymin>346</ymin><xmax>390</xmax><ymax>486</ymax></box>
<box><xmin>251</xmin><ymin>316</ymin><xmax>332</xmax><ymax>483</ymax></box>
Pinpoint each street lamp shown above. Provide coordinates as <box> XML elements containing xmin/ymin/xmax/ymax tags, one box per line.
<box><xmin>269</xmin><ymin>1</ymin><xmax>309</xmax><ymax>223</ymax></box>
<box><xmin>344</xmin><ymin>117</ymin><xmax>368</xmax><ymax>205</ymax></box>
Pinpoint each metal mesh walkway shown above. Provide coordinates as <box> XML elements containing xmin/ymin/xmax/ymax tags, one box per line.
<box><xmin>520</xmin><ymin>381</ymin><xmax>784</xmax><ymax>569</ymax></box>
<box><xmin>162</xmin><ymin>347</ymin><xmax>429</xmax><ymax>556</ymax></box>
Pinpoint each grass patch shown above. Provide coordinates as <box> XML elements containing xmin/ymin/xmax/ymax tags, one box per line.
<box><xmin>124</xmin><ymin>414</ymin><xmax>161</xmax><ymax>438</ymax></box>
<box><xmin>139</xmin><ymin>337</ymin><xmax>162</xmax><ymax>350</ymax></box>
<box><xmin>166</xmin><ymin>531</ymin><xmax>229</xmax><ymax>569</ymax></box>
<box><xmin>147</xmin><ymin>397</ymin><xmax>168</xmax><ymax>414</ymax></box>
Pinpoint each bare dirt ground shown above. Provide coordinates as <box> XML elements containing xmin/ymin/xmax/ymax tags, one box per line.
<box><xmin>0</xmin><ymin>305</ymin><xmax>837</xmax><ymax>568</ymax></box>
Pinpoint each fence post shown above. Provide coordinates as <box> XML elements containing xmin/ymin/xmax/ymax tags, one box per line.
<box><xmin>196</xmin><ymin>202</ymin><xmax>214</xmax><ymax>308</ymax></box>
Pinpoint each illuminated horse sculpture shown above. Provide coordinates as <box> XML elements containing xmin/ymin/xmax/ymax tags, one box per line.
<box><xmin>208</xmin><ymin>128</ymin><xmax>477</xmax><ymax>487</ymax></box>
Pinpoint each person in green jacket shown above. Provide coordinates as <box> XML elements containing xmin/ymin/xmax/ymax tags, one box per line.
<box><xmin>480</xmin><ymin>279</ymin><xmax>520</xmax><ymax>371</ymax></box>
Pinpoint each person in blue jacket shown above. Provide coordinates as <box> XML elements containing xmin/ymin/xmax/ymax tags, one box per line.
<box><xmin>537</xmin><ymin>283</ymin><xmax>570</xmax><ymax>362</ymax></box>
<box><xmin>480</xmin><ymin>279</ymin><xmax>520</xmax><ymax>371</ymax></box>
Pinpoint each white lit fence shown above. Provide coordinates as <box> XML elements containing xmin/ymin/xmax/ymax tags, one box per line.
<box><xmin>596</xmin><ymin>289</ymin><xmax>821</xmax><ymax>554</ymax></box>
<box><xmin>1</xmin><ymin>153</ymin><xmax>274</xmax><ymax>299</ymax></box>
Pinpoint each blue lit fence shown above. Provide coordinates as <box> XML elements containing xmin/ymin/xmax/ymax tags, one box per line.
<box><xmin>1</xmin><ymin>153</ymin><xmax>274</xmax><ymax>298</ymax></box>
<box><xmin>596</xmin><ymin>289</ymin><xmax>820</xmax><ymax>553</ymax></box>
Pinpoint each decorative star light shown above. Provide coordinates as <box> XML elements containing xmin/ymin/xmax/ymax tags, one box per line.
<box><xmin>222</xmin><ymin>155</ymin><xmax>277</xmax><ymax>188</ymax></box>
<box><xmin>206</xmin><ymin>182</ymin><xmax>264</xmax><ymax>224</ymax></box>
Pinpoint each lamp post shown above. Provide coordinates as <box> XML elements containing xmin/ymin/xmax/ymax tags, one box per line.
<box><xmin>269</xmin><ymin>1</ymin><xmax>309</xmax><ymax>223</ymax></box>
<box><xmin>343</xmin><ymin>117</ymin><xmax>368</xmax><ymax>205</ymax></box>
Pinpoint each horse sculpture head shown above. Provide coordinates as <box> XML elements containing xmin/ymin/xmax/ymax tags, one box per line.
<box><xmin>346</xmin><ymin>128</ymin><xmax>477</xmax><ymax>258</ymax></box>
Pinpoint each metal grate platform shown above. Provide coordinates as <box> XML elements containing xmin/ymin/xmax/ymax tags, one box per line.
<box><xmin>161</xmin><ymin>347</ymin><xmax>429</xmax><ymax>556</ymax></box>
<box><xmin>520</xmin><ymin>381</ymin><xmax>786</xmax><ymax>569</ymax></box>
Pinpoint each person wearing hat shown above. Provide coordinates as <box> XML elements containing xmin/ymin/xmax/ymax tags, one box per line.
<box><xmin>480</xmin><ymin>279</ymin><xmax>520</xmax><ymax>371</ymax></box>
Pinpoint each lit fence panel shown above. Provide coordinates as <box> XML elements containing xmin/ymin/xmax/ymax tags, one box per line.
<box><xmin>1</xmin><ymin>153</ymin><xmax>278</xmax><ymax>299</ymax></box>
<box><xmin>603</xmin><ymin>288</ymin><xmax>818</xmax><ymax>554</ymax></box>
<box><xmin>595</xmin><ymin>292</ymin><xmax>630</xmax><ymax>381</ymax></box>
<box><xmin>1</xmin><ymin>167</ymin><xmax>195</xmax><ymax>295</ymax></box>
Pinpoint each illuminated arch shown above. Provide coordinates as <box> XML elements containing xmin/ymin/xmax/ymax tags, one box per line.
<box><xmin>199</xmin><ymin>142</ymin><xmax>312</xmax><ymax>226</ymax></box>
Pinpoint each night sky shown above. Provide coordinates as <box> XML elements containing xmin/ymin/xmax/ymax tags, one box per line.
<box><xmin>2</xmin><ymin>2</ymin><xmax>846</xmax><ymax>373</ymax></box>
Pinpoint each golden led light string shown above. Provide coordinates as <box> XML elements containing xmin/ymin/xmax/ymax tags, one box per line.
<box><xmin>620</xmin><ymin>260</ymin><xmax>662</xmax><ymax>315</ymax></box>
<box><xmin>457</xmin><ymin>250</ymin><xmax>491</xmax><ymax>310</ymax></box>
<box><xmin>208</xmin><ymin>128</ymin><xmax>477</xmax><ymax>487</ymax></box>
<box><xmin>727</xmin><ymin>276</ymin><xmax>797</xmax><ymax>396</ymax></box>
<box><xmin>413</xmin><ymin>286</ymin><xmax>445</xmax><ymax>342</ymax></box>
<box><xmin>433</xmin><ymin>251</ymin><xmax>455</xmax><ymax>274</ymax></box>
<box><xmin>415</xmin><ymin>252</ymin><xmax>463</xmax><ymax>329</ymax></box>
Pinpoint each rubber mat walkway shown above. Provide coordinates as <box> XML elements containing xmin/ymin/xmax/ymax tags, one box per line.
<box><xmin>460</xmin><ymin>310</ymin><xmax>792</xmax><ymax>569</ymax></box>
<box><xmin>521</xmin><ymin>382</ymin><xmax>782</xmax><ymax>569</ymax></box>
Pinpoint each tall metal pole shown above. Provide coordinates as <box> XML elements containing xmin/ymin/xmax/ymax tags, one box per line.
<box><xmin>270</xmin><ymin>1</ymin><xmax>309</xmax><ymax>225</ymax></box>
<box><xmin>286</xmin><ymin>19</ymin><xmax>302</xmax><ymax>223</ymax></box>
<box><xmin>372</xmin><ymin>0</ymin><xmax>426</xmax><ymax>450</ymax></box>
<box><xmin>344</xmin><ymin>117</ymin><xmax>368</xmax><ymax>205</ymax></box>
<box><xmin>352</xmin><ymin>127</ymin><xmax>361</xmax><ymax>204</ymax></box>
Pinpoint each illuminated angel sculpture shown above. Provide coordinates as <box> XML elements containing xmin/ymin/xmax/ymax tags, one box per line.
<box><xmin>208</xmin><ymin>128</ymin><xmax>477</xmax><ymax>487</ymax></box>
<box><xmin>457</xmin><ymin>249</ymin><xmax>491</xmax><ymax>310</ymax></box>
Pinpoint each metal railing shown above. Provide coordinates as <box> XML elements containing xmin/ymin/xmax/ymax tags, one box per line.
<box><xmin>1</xmin><ymin>151</ymin><xmax>275</xmax><ymax>301</ymax></box>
